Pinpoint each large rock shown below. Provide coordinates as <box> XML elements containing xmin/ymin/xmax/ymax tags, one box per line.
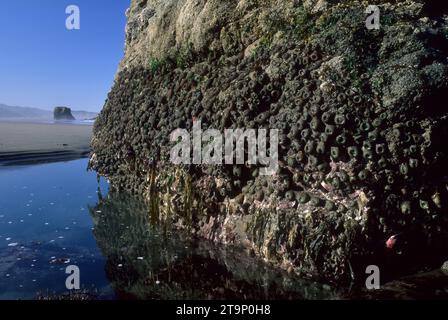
<box><xmin>54</xmin><ymin>106</ymin><xmax>75</xmax><ymax>120</ymax></box>
<box><xmin>90</xmin><ymin>0</ymin><xmax>448</xmax><ymax>284</ymax></box>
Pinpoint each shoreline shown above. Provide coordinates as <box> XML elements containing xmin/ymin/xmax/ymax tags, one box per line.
<box><xmin>0</xmin><ymin>121</ymin><xmax>93</xmax><ymax>166</ymax></box>
<box><xmin>0</xmin><ymin>149</ymin><xmax>91</xmax><ymax>166</ymax></box>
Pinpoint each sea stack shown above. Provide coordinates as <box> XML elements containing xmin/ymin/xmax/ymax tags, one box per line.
<box><xmin>54</xmin><ymin>106</ymin><xmax>75</xmax><ymax>120</ymax></box>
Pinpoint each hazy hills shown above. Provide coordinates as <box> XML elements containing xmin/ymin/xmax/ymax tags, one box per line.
<box><xmin>0</xmin><ymin>104</ymin><xmax>98</xmax><ymax>120</ymax></box>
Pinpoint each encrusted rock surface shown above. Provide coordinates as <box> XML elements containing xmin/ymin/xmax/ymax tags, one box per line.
<box><xmin>90</xmin><ymin>0</ymin><xmax>448</xmax><ymax>284</ymax></box>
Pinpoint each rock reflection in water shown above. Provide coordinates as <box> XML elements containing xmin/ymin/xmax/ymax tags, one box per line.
<box><xmin>89</xmin><ymin>192</ymin><xmax>339</xmax><ymax>300</ymax></box>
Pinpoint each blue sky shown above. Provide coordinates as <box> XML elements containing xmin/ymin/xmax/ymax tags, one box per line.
<box><xmin>0</xmin><ymin>0</ymin><xmax>130</xmax><ymax>112</ymax></box>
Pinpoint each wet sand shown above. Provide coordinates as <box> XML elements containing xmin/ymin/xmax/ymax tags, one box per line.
<box><xmin>0</xmin><ymin>121</ymin><xmax>93</xmax><ymax>166</ymax></box>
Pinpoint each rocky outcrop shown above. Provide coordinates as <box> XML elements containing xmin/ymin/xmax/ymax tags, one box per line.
<box><xmin>90</xmin><ymin>0</ymin><xmax>448</xmax><ymax>284</ymax></box>
<box><xmin>54</xmin><ymin>106</ymin><xmax>75</xmax><ymax>120</ymax></box>
<box><xmin>442</xmin><ymin>261</ymin><xmax>448</xmax><ymax>275</ymax></box>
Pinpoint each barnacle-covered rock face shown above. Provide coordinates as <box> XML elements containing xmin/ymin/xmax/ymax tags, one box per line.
<box><xmin>91</xmin><ymin>0</ymin><xmax>448</xmax><ymax>284</ymax></box>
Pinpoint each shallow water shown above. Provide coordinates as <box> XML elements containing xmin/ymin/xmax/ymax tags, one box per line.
<box><xmin>0</xmin><ymin>119</ymin><xmax>94</xmax><ymax>126</ymax></box>
<box><xmin>0</xmin><ymin>160</ymin><xmax>111</xmax><ymax>299</ymax></box>
<box><xmin>0</xmin><ymin>159</ymin><xmax>338</xmax><ymax>300</ymax></box>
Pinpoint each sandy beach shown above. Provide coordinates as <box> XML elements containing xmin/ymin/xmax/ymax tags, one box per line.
<box><xmin>0</xmin><ymin>121</ymin><xmax>93</xmax><ymax>166</ymax></box>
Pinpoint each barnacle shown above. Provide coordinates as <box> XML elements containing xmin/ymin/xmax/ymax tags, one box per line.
<box><xmin>401</xmin><ymin>201</ymin><xmax>412</xmax><ymax>215</ymax></box>
<box><xmin>358</xmin><ymin>170</ymin><xmax>368</xmax><ymax>181</ymax></box>
<box><xmin>375</xmin><ymin>144</ymin><xmax>385</xmax><ymax>155</ymax></box>
<box><xmin>362</xmin><ymin>148</ymin><xmax>373</xmax><ymax>160</ymax></box>
<box><xmin>309</xmin><ymin>196</ymin><xmax>322</xmax><ymax>207</ymax></box>
<box><xmin>310</xmin><ymin>117</ymin><xmax>320</xmax><ymax>130</ymax></box>
<box><xmin>400</xmin><ymin>163</ymin><xmax>409</xmax><ymax>176</ymax></box>
<box><xmin>325</xmin><ymin>124</ymin><xmax>335</xmax><ymax>135</ymax></box>
<box><xmin>336</xmin><ymin>134</ymin><xmax>346</xmax><ymax>145</ymax></box>
<box><xmin>331</xmin><ymin>146</ymin><xmax>340</xmax><ymax>160</ymax></box>
<box><xmin>420</xmin><ymin>199</ymin><xmax>430</xmax><ymax>211</ymax></box>
<box><xmin>348</xmin><ymin>146</ymin><xmax>359</xmax><ymax>158</ymax></box>
<box><xmin>334</xmin><ymin>114</ymin><xmax>346</xmax><ymax>126</ymax></box>
<box><xmin>432</xmin><ymin>192</ymin><xmax>442</xmax><ymax>208</ymax></box>
<box><xmin>305</xmin><ymin>141</ymin><xmax>315</xmax><ymax>153</ymax></box>
<box><xmin>307</xmin><ymin>155</ymin><xmax>318</xmax><ymax>167</ymax></box>
<box><xmin>321</xmin><ymin>112</ymin><xmax>332</xmax><ymax>124</ymax></box>
<box><xmin>285</xmin><ymin>190</ymin><xmax>295</xmax><ymax>201</ymax></box>
<box><xmin>297</xmin><ymin>192</ymin><xmax>311</xmax><ymax>204</ymax></box>
<box><xmin>301</xmin><ymin>129</ymin><xmax>311</xmax><ymax>139</ymax></box>
<box><xmin>360</xmin><ymin>122</ymin><xmax>371</xmax><ymax>132</ymax></box>
<box><xmin>316</xmin><ymin>141</ymin><xmax>326</xmax><ymax>154</ymax></box>
<box><xmin>409</xmin><ymin>158</ymin><xmax>418</xmax><ymax>168</ymax></box>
